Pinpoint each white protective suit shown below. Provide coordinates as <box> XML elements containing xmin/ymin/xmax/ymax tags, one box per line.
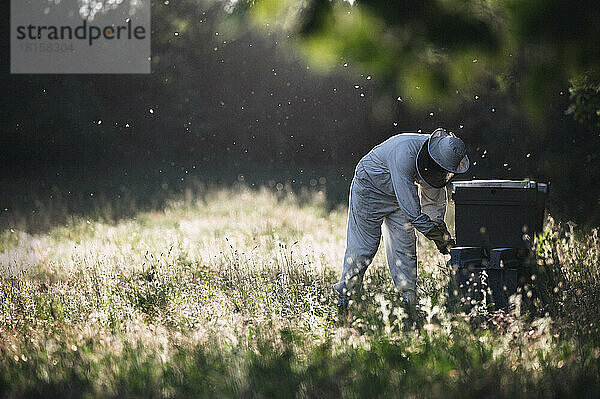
<box><xmin>334</xmin><ymin>133</ymin><xmax>447</xmax><ymax>298</ymax></box>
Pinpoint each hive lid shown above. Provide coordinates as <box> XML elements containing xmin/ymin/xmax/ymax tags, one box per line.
<box><xmin>452</xmin><ymin>180</ymin><xmax>548</xmax><ymax>192</ymax></box>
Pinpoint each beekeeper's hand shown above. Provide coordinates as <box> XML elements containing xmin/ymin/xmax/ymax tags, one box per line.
<box><xmin>425</xmin><ymin>223</ymin><xmax>455</xmax><ymax>255</ymax></box>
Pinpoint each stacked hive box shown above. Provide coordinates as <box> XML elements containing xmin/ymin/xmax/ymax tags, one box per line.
<box><xmin>449</xmin><ymin>180</ymin><xmax>548</xmax><ymax>309</ymax></box>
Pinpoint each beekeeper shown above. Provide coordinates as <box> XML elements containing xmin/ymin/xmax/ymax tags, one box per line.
<box><xmin>334</xmin><ymin>128</ymin><xmax>469</xmax><ymax>309</ymax></box>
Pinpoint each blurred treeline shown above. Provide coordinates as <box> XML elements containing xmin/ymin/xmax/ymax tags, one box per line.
<box><xmin>1</xmin><ymin>0</ymin><xmax>599</xmax><ymax>226</ymax></box>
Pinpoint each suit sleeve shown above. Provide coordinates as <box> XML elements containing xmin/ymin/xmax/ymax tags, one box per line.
<box><xmin>389</xmin><ymin>156</ymin><xmax>436</xmax><ymax>234</ymax></box>
<box><xmin>419</xmin><ymin>185</ymin><xmax>447</xmax><ymax>224</ymax></box>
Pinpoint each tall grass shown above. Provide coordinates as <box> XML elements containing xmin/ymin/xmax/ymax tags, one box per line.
<box><xmin>0</xmin><ymin>185</ymin><xmax>598</xmax><ymax>398</ymax></box>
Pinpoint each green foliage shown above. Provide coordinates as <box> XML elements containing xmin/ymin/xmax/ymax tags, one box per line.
<box><xmin>241</xmin><ymin>0</ymin><xmax>600</xmax><ymax>126</ymax></box>
<box><xmin>534</xmin><ymin>219</ymin><xmax>600</xmax><ymax>342</ymax></box>
<box><xmin>244</xmin><ymin>0</ymin><xmax>502</xmax><ymax>106</ymax></box>
<box><xmin>567</xmin><ymin>71</ymin><xmax>600</xmax><ymax>129</ymax></box>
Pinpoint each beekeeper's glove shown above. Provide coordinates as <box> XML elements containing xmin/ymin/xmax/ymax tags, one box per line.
<box><xmin>425</xmin><ymin>223</ymin><xmax>455</xmax><ymax>255</ymax></box>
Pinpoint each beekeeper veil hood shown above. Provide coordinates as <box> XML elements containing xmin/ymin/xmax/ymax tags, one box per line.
<box><xmin>417</xmin><ymin>128</ymin><xmax>469</xmax><ymax>188</ymax></box>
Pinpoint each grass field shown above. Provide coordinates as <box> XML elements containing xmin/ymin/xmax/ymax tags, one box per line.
<box><xmin>1</xmin><ymin>184</ymin><xmax>599</xmax><ymax>398</ymax></box>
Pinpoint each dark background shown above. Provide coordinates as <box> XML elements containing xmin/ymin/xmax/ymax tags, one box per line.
<box><xmin>1</xmin><ymin>0</ymin><xmax>599</xmax><ymax>232</ymax></box>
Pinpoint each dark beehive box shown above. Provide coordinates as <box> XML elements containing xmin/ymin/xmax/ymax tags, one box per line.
<box><xmin>451</xmin><ymin>180</ymin><xmax>548</xmax><ymax>249</ymax></box>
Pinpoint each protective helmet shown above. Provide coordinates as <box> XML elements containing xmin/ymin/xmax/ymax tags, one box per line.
<box><xmin>416</xmin><ymin>128</ymin><xmax>469</xmax><ymax>188</ymax></box>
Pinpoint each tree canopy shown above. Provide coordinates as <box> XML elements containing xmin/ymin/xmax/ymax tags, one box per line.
<box><xmin>238</xmin><ymin>0</ymin><xmax>600</xmax><ymax>128</ymax></box>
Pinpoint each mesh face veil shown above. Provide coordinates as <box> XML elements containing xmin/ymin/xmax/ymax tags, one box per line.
<box><xmin>416</xmin><ymin>139</ymin><xmax>455</xmax><ymax>188</ymax></box>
